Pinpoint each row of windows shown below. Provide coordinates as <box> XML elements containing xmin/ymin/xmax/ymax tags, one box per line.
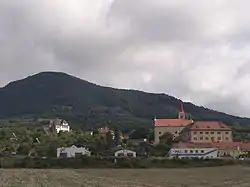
<box><xmin>184</xmin><ymin>150</ymin><xmax>204</xmax><ymax>153</ymax></box>
<box><xmin>193</xmin><ymin>131</ymin><xmax>230</xmax><ymax>135</ymax></box>
<box><xmin>193</xmin><ymin>137</ymin><xmax>230</xmax><ymax>141</ymax></box>
<box><xmin>159</xmin><ymin>131</ymin><xmax>179</xmax><ymax>135</ymax></box>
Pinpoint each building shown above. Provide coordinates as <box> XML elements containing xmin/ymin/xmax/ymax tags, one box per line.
<box><xmin>114</xmin><ymin>149</ymin><xmax>136</xmax><ymax>157</ymax></box>
<box><xmin>214</xmin><ymin>142</ymin><xmax>250</xmax><ymax>158</ymax></box>
<box><xmin>44</xmin><ymin>119</ymin><xmax>71</xmax><ymax>134</ymax></box>
<box><xmin>154</xmin><ymin>103</ymin><xmax>193</xmax><ymax>144</ymax></box>
<box><xmin>55</xmin><ymin>119</ymin><xmax>70</xmax><ymax>133</ymax></box>
<box><xmin>98</xmin><ymin>127</ymin><xmax>115</xmax><ymax>140</ymax></box>
<box><xmin>169</xmin><ymin>147</ymin><xmax>218</xmax><ymax>159</ymax></box>
<box><xmin>179</xmin><ymin>121</ymin><xmax>233</xmax><ymax>143</ymax></box>
<box><xmin>172</xmin><ymin>142</ymin><xmax>250</xmax><ymax>159</ymax></box>
<box><xmin>57</xmin><ymin>145</ymin><xmax>91</xmax><ymax>158</ymax></box>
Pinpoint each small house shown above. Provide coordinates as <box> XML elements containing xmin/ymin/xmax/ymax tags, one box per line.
<box><xmin>57</xmin><ymin>145</ymin><xmax>91</xmax><ymax>158</ymax></box>
<box><xmin>114</xmin><ymin>149</ymin><xmax>136</xmax><ymax>157</ymax></box>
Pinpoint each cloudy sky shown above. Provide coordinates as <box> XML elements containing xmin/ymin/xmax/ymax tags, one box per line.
<box><xmin>1</xmin><ymin>0</ymin><xmax>250</xmax><ymax>117</ymax></box>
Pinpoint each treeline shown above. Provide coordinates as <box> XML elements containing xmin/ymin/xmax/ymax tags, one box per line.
<box><xmin>0</xmin><ymin>156</ymin><xmax>240</xmax><ymax>169</ymax></box>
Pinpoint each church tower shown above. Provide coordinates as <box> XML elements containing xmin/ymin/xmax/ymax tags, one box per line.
<box><xmin>178</xmin><ymin>102</ymin><xmax>187</xmax><ymax>119</ymax></box>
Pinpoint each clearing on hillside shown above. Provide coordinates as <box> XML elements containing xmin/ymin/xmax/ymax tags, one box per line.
<box><xmin>0</xmin><ymin>166</ymin><xmax>249</xmax><ymax>187</ymax></box>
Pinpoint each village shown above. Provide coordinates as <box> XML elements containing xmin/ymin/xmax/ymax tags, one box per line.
<box><xmin>53</xmin><ymin>102</ymin><xmax>250</xmax><ymax>160</ymax></box>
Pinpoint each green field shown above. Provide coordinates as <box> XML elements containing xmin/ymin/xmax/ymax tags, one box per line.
<box><xmin>0</xmin><ymin>166</ymin><xmax>249</xmax><ymax>187</ymax></box>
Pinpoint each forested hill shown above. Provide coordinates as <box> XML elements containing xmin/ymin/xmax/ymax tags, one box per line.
<box><xmin>0</xmin><ymin>71</ymin><xmax>248</xmax><ymax>131</ymax></box>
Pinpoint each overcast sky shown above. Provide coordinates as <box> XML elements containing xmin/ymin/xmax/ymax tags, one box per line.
<box><xmin>1</xmin><ymin>0</ymin><xmax>250</xmax><ymax>117</ymax></box>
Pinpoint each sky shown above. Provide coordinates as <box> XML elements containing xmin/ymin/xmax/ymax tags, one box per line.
<box><xmin>1</xmin><ymin>0</ymin><xmax>250</xmax><ymax>117</ymax></box>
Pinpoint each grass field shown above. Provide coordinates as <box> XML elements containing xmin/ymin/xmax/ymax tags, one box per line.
<box><xmin>0</xmin><ymin>166</ymin><xmax>250</xmax><ymax>187</ymax></box>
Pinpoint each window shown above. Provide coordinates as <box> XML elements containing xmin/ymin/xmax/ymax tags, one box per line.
<box><xmin>200</xmin><ymin>137</ymin><xmax>203</xmax><ymax>140</ymax></box>
<box><xmin>200</xmin><ymin>132</ymin><xmax>203</xmax><ymax>134</ymax></box>
<box><xmin>117</xmin><ymin>153</ymin><xmax>124</xmax><ymax>157</ymax></box>
<box><xmin>211</xmin><ymin>132</ymin><xmax>214</xmax><ymax>134</ymax></box>
<box><xmin>205</xmin><ymin>137</ymin><xmax>209</xmax><ymax>140</ymax></box>
<box><xmin>190</xmin><ymin>150</ymin><xmax>193</xmax><ymax>153</ymax></box>
<box><xmin>175</xmin><ymin>131</ymin><xmax>178</xmax><ymax>134</ymax></box>
<box><xmin>205</xmin><ymin>132</ymin><xmax>209</xmax><ymax>134</ymax></box>
<box><xmin>217</xmin><ymin>137</ymin><xmax>221</xmax><ymax>140</ymax></box>
<box><xmin>159</xmin><ymin>132</ymin><xmax>162</xmax><ymax>135</ymax></box>
<box><xmin>75</xmin><ymin>152</ymin><xmax>83</xmax><ymax>157</ymax></box>
<box><xmin>194</xmin><ymin>137</ymin><xmax>197</xmax><ymax>140</ymax></box>
<box><xmin>195</xmin><ymin>150</ymin><xmax>199</xmax><ymax>153</ymax></box>
<box><xmin>217</xmin><ymin>132</ymin><xmax>221</xmax><ymax>134</ymax></box>
<box><xmin>185</xmin><ymin>150</ymin><xmax>188</xmax><ymax>153</ymax></box>
<box><xmin>127</xmin><ymin>153</ymin><xmax>134</xmax><ymax>157</ymax></box>
<box><xmin>211</xmin><ymin>137</ymin><xmax>214</xmax><ymax>141</ymax></box>
<box><xmin>194</xmin><ymin>132</ymin><xmax>197</xmax><ymax>134</ymax></box>
<box><xmin>60</xmin><ymin>153</ymin><xmax>67</xmax><ymax>158</ymax></box>
<box><xmin>201</xmin><ymin>150</ymin><xmax>204</xmax><ymax>153</ymax></box>
<box><xmin>225</xmin><ymin>137</ymin><xmax>229</xmax><ymax>140</ymax></box>
<box><xmin>225</xmin><ymin>132</ymin><xmax>229</xmax><ymax>134</ymax></box>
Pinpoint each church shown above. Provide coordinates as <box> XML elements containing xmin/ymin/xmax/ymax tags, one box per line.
<box><xmin>154</xmin><ymin>103</ymin><xmax>193</xmax><ymax>144</ymax></box>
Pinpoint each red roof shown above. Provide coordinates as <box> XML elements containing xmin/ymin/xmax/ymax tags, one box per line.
<box><xmin>154</xmin><ymin>119</ymin><xmax>193</xmax><ymax>127</ymax></box>
<box><xmin>190</xmin><ymin>121</ymin><xmax>231</xmax><ymax>130</ymax></box>
<box><xmin>173</xmin><ymin>142</ymin><xmax>250</xmax><ymax>150</ymax></box>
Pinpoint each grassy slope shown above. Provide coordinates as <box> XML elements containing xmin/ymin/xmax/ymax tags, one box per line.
<box><xmin>0</xmin><ymin>166</ymin><xmax>249</xmax><ymax>187</ymax></box>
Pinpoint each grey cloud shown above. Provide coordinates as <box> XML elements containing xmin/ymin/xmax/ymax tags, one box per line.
<box><xmin>1</xmin><ymin>0</ymin><xmax>250</xmax><ymax>117</ymax></box>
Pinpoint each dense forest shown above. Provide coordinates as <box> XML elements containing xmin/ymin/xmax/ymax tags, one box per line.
<box><xmin>0</xmin><ymin>72</ymin><xmax>249</xmax><ymax>131</ymax></box>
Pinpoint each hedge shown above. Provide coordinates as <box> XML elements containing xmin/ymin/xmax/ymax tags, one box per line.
<box><xmin>0</xmin><ymin>156</ymin><xmax>243</xmax><ymax>169</ymax></box>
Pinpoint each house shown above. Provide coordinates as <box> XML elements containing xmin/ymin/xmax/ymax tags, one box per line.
<box><xmin>154</xmin><ymin>103</ymin><xmax>193</xmax><ymax>144</ymax></box>
<box><xmin>45</xmin><ymin>119</ymin><xmax>71</xmax><ymax>134</ymax></box>
<box><xmin>57</xmin><ymin>145</ymin><xmax>91</xmax><ymax>158</ymax></box>
<box><xmin>169</xmin><ymin>147</ymin><xmax>218</xmax><ymax>159</ymax></box>
<box><xmin>114</xmin><ymin>149</ymin><xmax>136</xmax><ymax>157</ymax></box>
<box><xmin>172</xmin><ymin>142</ymin><xmax>250</xmax><ymax>159</ymax></box>
<box><xmin>55</xmin><ymin>119</ymin><xmax>70</xmax><ymax>133</ymax></box>
<box><xmin>98</xmin><ymin>127</ymin><xmax>115</xmax><ymax>140</ymax></box>
<box><xmin>179</xmin><ymin>121</ymin><xmax>233</xmax><ymax>143</ymax></box>
<box><xmin>213</xmin><ymin>142</ymin><xmax>250</xmax><ymax>158</ymax></box>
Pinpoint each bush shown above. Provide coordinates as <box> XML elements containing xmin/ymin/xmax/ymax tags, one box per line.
<box><xmin>0</xmin><ymin>156</ymin><xmax>243</xmax><ymax>169</ymax></box>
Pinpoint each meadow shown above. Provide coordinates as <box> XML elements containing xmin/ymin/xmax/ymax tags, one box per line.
<box><xmin>0</xmin><ymin>166</ymin><xmax>249</xmax><ymax>187</ymax></box>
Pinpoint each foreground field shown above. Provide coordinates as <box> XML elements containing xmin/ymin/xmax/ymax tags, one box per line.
<box><xmin>0</xmin><ymin>166</ymin><xmax>250</xmax><ymax>187</ymax></box>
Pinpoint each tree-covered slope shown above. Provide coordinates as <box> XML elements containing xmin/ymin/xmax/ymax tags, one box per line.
<box><xmin>0</xmin><ymin>72</ymin><xmax>248</xmax><ymax>130</ymax></box>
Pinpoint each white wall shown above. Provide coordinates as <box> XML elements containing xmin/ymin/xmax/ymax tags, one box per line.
<box><xmin>114</xmin><ymin>149</ymin><xmax>136</xmax><ymax>157</ymax></box>
<box><xmin>169</xmin><ymin>148</ymin><xmax>218</xmax><ymax>159</ymax></box>
<box><xmin>57</xmin><ymin>146</ymin><xmax>91</xmax><ymax>158</ymax></box>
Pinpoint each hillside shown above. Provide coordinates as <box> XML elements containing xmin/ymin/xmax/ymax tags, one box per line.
<box><xmin>0</xmin><ymin>72</ymin><xmax>249</xmax><ymax>131</ymax></box>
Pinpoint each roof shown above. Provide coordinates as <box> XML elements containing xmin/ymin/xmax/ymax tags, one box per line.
<box><xmin>173</xmin><ymin>142</ymin><xmax>250</xmax><ymax>150</ymax></box>
<box><xmin>154</xmin><ymin>119</ymin><xmax>193</xmax><ymax>127</ymax></box>
<box><xmin>190</xmin><ymin>121</ymin><xmax>231</xmax><ymax>130</ymax></box>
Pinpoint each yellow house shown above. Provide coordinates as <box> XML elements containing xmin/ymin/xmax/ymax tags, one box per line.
<box><xmin>179</xmin><ymin>121</ymin><xmax>233</xmax><ymax>143</ymax></box>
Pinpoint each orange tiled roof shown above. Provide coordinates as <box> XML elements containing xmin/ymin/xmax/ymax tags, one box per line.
<box><xmin>190</xmin><ymin>121</ymin><xmax>231</xmax><ymax>130</ymax></box>
<box><xmin>173</xmin><ymin>142</ymin><xmax>250</xmax><ymax>150</ymax></box>
<box><xmin>154</xmin><ymin>119</ymin><xmax>193</xmax><ymax>127</ymax></box>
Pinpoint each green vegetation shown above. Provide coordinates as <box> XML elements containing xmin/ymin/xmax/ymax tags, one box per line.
<box><xmin>0</xmin><ymin>72</ymin><xmax>249</xmax><ymax>131</ymax></box>
<box><xmin>0</xmin><ymin>156</ymin><xmax>239</xmax><ymax>169</ymax></box>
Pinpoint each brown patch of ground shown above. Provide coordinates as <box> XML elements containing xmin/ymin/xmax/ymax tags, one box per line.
<box><xmin>0</xmin><ymin>166</ymin><xmax>249</xmax><ymax>187</ymax></box>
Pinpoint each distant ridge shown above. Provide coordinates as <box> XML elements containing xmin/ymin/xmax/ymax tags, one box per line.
<box><xmin>0</xmin><ymin>71</ymin><xmax>248</xmax><ymax>130</ymax></box>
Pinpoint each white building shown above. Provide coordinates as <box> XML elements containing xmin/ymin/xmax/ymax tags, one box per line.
<box><xmin>114</xmin><ymin>149</ymin><xmax>136</xmax><ymax>157</ymax></box>
<box><xmin>57</xmin><ymin>145</ymin><xmax>91</xmax><ymax>158</ymax></box>
<box><xmin>169</xmin><ymin>148</ymin><xmax>218</xmax><ymax>159</ymax></box>
<box><xmin>55</xmin><ymin>119</ymin><xmax>70</xmax><ymax>133</ymax></box>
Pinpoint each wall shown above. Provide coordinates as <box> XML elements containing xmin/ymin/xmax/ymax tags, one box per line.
<box><xmin>154</xmin><ymin>126</ymin><xmax>185</xmax><ymax>143</ymax></box>
<box><xmin>57</xmin><ymin>147</ymin><xmax>91</xmax><ymax>158</ymax></box>
<box><xmin>169</xmin><ymin>148</ymin><xmax>218</xmax><ymax>159</ymax></box>
<box><xmin>190</xmin><ymin>130</ymin><xmax>233</xmax><ymax>143</ymax></box>
<box><xmin>115</xmin><ymin>150</ymin><xmax>136</xmax><ymax>157</ymax></box>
